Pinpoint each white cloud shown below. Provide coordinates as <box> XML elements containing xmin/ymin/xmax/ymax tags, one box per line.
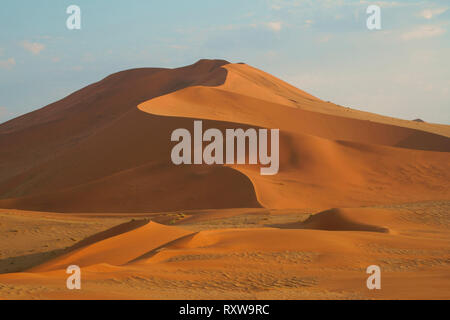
<box><xmin>402</xmin><ymin>25</ymin><xmax>446</xmax><ymax>40</ymax></box>
<box><xmin>21</xmin><ymin>40</ymin><xmax>45</xmax><ymax>55</ymax></box>
<box><xmin>267</xmin><ymin>21</ymin><xmax>282</xmax><ymax>32</ymax></box>
<box><xmin>420</xmin><ymin>8</ymin><xmax>447</xmax><ymax>19</ymax></box>
<box><xmin>0</xmin><ymin>57</ymin><xmax>16</xmax><ymax>69</ymax></box>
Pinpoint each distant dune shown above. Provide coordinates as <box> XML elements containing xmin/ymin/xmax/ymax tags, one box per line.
<box><xmin>0</xmin><ymin>59</ymin><xmax>449</xmax><ymax>213</ymax></box>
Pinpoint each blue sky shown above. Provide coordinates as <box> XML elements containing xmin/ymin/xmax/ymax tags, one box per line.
<box><xmin>1</xmin><ymin>0</ymin><xmax>449</xmax><ymax>124</ymax></box>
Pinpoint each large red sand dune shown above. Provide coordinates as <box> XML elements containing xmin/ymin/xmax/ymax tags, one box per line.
<box><xmin>0</xmin><ymin>59</ymin><xmax>449</xmax><ymax>212</ymax></box>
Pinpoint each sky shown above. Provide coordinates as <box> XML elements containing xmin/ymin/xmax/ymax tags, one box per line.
<box><xmin>0</xmin><ymin>0</ymin><xmax>449</xmax><ymax>124</ymax></box>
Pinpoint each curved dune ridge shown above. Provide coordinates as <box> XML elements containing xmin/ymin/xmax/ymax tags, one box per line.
<box><xmin>139</xmin><ymin>63</ymin><xmax>450</xmax><ymax>148</ymax></box>
<box><xmin>31</xmin><ymin>220</ymin><xmax>194</xmax><ymax>272</ymax></box>
<box><xmin>25</xmin><ymin>216</ymin><xmax>385</xmax><ymax>271</ymax></box>
<box><xmin>0</xmin><ymin>59</ymin><xmax>449</xmax><ymax>212</ymax></box>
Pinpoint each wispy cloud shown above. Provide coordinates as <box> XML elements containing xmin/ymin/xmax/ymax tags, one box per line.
<box><xmin>0</xmin><ymin>57</ymin><xmax>16</xmax><ymax>69</ymax></box>
<box><xmin>0</xmin><ymin>106</ymin><xmax>10</xmax><ymax>119</ymax></box>
<box><xmin>267</xmin><ymin>21</ymin><xmax>282</xmax><ymax>31</ymax></box>
<box><xmin>402</xmin><ymin>25</ymin><xmax>446</xmax><ymax>40</ymax></box>
<box><xmin>304</xmin><ymin>19</ymin><xmax>314</xmax><ymax>28</ymax></box>
<box><xmin>317</xmin><ymin>34</ymin><xmax>331</xmax><ymax>43</ymax></box>
<box><xmin>271</xmin><ymin>4</ymin><xmax>282</xmax><ymax>11</ymax></box>
<box><xmin>21</xmin><ymin>40</ymin><xmax>45</xmax><ymax>55</ymax></box>
<box><xmin>420</xmin><ymin>8</ymin><xmax>447</xmax><ymax>19</ymax></box>
<box><xmin>358</xmin><ymin>1</ymin><xmax>418</xmax><ymax>8</ymax></box>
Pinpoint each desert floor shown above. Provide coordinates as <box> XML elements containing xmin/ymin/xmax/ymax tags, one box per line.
<box><xmin>0</xmin><ymin>201</ymin><xmax>449</xmax><ymax>300</ymax></box>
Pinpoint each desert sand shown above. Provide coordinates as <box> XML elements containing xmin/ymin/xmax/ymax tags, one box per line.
<box><xmin>0</xmin><ymin>59</ymin><xmax>449</xmax><ymax>299</ymax></box>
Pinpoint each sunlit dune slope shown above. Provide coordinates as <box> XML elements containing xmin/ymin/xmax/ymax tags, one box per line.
<box><xmin>139</xmin><ymin>63</ymin><xmax>450</xmax><ymax>150</ymax></box>
<box><xmin>138</xmin><ymin>62</ymin><xmax>450</xmax><ymax>210</ymax></box>
<box><xmin>31</xmin><ymin>221</ymin><xmax>193</xmax><ymax>272</ymax></box>
<box><xmin>233</xmin><ymin>132</ymin><xmax>450</xmax><ymax>209</ymax></box>
<box><xmin>0</xmin><ymin>59</ymin><xmax>449</xmax><ymax>212</ymax></box>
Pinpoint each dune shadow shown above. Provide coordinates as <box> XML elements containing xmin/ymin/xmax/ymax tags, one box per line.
<box><xmin>0</xmin><ymin>248</ymin><xmax>66</xmax><ymax>274</ymax></box>
<box><xmin>0</xmin><ymin>219</ymin><xmax>153</xmax><ymax>274</ymax></box>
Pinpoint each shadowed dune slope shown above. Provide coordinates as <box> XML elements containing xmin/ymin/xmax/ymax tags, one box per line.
<box><xmin>0</xmin><ymin>60</ymin><xmax>261</xmax><ymax>212</ymax></box>
<box><xmin>0</xmin><ymin>59</ymin><xmax>229</xmax><ymax>183</ymax></box>
<box><xmin>0</xmin><ymin>59</ymin><xmax>449</xmax><ymax>212</ymax></box>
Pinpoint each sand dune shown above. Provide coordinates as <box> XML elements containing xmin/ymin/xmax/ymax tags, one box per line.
<box><xmin>0</xmin><ymin>59</ymin><xmax>449</xmax><ymax>212</ymax></box>
<box><xmin>32</xmin><ymin>221</ymin><xmax>193</xmax><ymax>272</ymax></box>
<box><xmin>267</xmin><ymin>207</ymin><xmax>433</xmax><ymax>234</ymax></box>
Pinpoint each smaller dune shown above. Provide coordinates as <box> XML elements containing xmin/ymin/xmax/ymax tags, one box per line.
<box><xmin>30</xmin><ymin>221</ymin><xmax>193</xmax><ymax>272</ymax></box>
<box><xmin>270</xmin><ymin>208</ymin><xmax>392</xmax><ymax>233</ymax></box>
